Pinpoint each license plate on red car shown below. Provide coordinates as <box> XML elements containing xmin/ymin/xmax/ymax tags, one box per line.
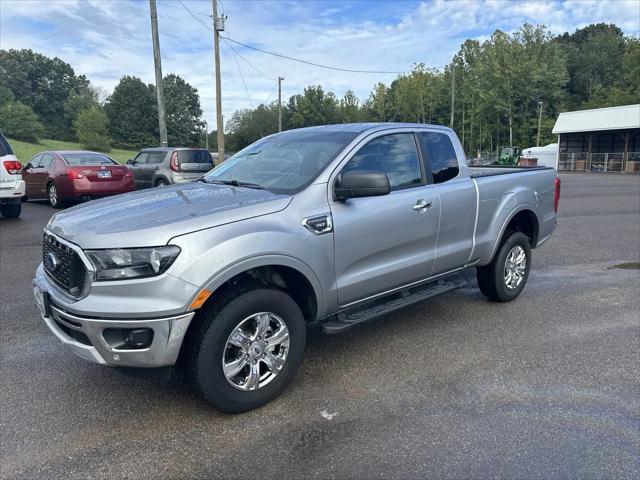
<box><xmin>97</xmin><ymin>170</ymin><xmax>112</xmax><ymax>178</ymax></box>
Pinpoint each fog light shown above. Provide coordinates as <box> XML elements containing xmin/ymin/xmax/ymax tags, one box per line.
<box><xmin>124</xmin><ymin>328</ymin><xmax>154</xmax><ymax>348</ymax></box>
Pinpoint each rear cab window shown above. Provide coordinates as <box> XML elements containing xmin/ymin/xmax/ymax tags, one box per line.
<box><xmin>418</xmin><ymin>132</ymin><xmax>460</xmax><ymax>184</ymax></box>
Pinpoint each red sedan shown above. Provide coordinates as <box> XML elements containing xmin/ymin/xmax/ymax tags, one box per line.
<box><xmin>22</xmin><ymin>151</ymin><xmax>135</xmax><ymax>208</ymax></box>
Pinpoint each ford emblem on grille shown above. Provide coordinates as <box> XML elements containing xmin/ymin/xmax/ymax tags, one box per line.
<box><xmin>44</xmin><ymin>252</ymin><xmax>60</xmax><ymax>271</ymax></box>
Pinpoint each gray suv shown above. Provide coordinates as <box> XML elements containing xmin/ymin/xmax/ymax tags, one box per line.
<box><xmin>126</xmin><ymin>147</ymin><xmax>213</xmax><ymax>188</ymax></box>
<box><xmin>35</xmin><ymin>123</ymin><xmax>559</xmax><ymax>412</ymax></box>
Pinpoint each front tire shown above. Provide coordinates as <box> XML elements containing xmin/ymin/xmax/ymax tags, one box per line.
<box><xmin>156</xmin><ymin>179</ymin><xmax>168</xmax><ymax>187</ymax></box>
<box><xmin>189</xmin><ymin>287</ymin><xmax>306</xmax><ymax>413</ymax></box>
<box><xmin>477</xmin><ymin>231</ymin><xmax>531</xmax><ymax>302</ymax></box>
<box><xmin>0</xmin><ymin>202</ymin><xmax>21</xmax><ymax>218</ymax></box>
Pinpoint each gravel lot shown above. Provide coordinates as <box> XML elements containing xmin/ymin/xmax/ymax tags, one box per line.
<box><xmin>1</xmin><ymin>173</ymin><xmax>639</xmax><ymax>479</ymax></box>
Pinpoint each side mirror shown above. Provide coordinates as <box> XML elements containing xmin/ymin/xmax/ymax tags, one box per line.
<box><xmin>23</xmin><ymin>163</ymin><xmax>31</xmax><ymax>172</ymax></box>
<box><xmin>334</xmin><ymin>171</ymin><xmax>390</xmax><ymax>200</ymax></box>
<box><xmin>126</xmin><ymin>159</ymin><xmax>134</xmax><ymax>165</ymax></box>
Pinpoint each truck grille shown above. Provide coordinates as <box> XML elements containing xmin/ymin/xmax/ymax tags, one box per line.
<box><xmin>43</xmin><ymin>233</ymin><xmax>87</xmax><ymax>297</ymax></box>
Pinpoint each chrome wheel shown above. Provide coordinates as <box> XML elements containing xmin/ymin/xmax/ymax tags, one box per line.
<box><xmin>222</xmin><ymin>312</ymin><xmax>290</xmax><ymax>391</ymax></box>
<box><xmin>504</xmin><ymin>245</ymin><xmax>526</xmax><ymax>289</ymax></box>
<box><xmin>48</xmin><ymin>184</ymin><xmax>57</xmax><ymax>207</ymax></box>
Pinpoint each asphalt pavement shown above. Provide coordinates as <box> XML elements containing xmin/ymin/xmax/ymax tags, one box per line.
<box><xmin>1</xmin><ymin>173</ymin><xmax>639</xmax><ymax>479</ymax></box>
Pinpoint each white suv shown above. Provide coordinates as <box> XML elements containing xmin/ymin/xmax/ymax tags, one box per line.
<box><xmin>0</xmin><ymin>132</ymin><xmax>25</xmax><ymax>218</ymax></box>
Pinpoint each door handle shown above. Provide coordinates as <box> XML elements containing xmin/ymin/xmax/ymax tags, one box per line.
<box><xmin>412</xmin><ymin>199</ymin><xmax>432</xmax><ymax>211</ymax></box>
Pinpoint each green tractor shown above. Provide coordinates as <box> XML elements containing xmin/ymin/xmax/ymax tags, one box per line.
<box><xmin>497</xmin><ymin>146</ymin><xmax>522</xmax><ymax>166</ymax></box>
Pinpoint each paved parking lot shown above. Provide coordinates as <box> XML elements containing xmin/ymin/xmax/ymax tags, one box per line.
<box><xmin>1</xmin><ymin>173</ymin><xmax>639</xmax><ymax>479</ymax></box>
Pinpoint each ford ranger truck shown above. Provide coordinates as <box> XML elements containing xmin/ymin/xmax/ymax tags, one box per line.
<box><xmin>34</xmin><ymin>123</ymin><xmax>560</xmax><ymax>412</ymax></box>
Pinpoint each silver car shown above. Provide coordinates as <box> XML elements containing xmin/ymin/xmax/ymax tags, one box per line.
<box><xmin>126</xmin><ymin>147</ymin><xmax>213</xmax><ymax>188</ymax></box>
<box><xmin>34</xmin><ymin>123</ymin><xmax>559</xmax><ymax>412</ymax></box>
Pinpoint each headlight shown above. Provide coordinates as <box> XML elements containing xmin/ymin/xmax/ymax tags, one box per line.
<box><xmin>85</xmin><ymin>245</ymin><xmax>181</xmax><ymax>281</ymax></box>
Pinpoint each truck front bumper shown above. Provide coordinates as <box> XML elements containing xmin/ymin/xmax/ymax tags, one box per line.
<box><xmin>34</xmin><ymin>276</ymin><xmax>194</xmax><ymax>368</ymax></box>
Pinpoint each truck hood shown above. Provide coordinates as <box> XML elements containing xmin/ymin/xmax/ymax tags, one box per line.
<box><xmin>48</xmin><ymin>182</ymin><xmax>292</xmax><ymax>249</ymax></box>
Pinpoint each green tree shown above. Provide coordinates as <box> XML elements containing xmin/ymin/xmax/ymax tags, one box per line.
<box><xmin>63</xmin><ymin>87</ymin><xmax>100</xmax><ymax>141</ymax></box>
<box><xmin>104</xmin><ymin>76</ymin><xmax>157</xmax><ymax>149</ymax></box>
<box><xmin>339</xmin><ymin>90</ymin><xmax>361</xmax><ymax>123</ymax></box>
<box><xmin>0</xmin><ymin>101</ymin><xmax>45</xmax><ymax>142</ymax></box>
<box><xmin>0</xmin><ymin>49</ymin><xmax>90</xmax><ymax>139</ymax></box>
<box><xmin>0</xmin><ymin>85</ymin><xmax>14</xmax><ymax>107</ymax></box>
<box><xmin>74</xmin><ymin>107</ymin><xmax>112</xmax><ymax>152</ymax></box>
<box><xmin>287</xmin><ymin>86</ymin><xmax>339</xmax><ymax>128</ymax></box>
<box><xmin>556</xmin><ymin>23</ymin><xmax>626</xmax><ymax>106</ymax></box>
<box><xmin>162</xmin><ymin>74</ymin><xmax>204</xmax><ymax>146</ymax></box>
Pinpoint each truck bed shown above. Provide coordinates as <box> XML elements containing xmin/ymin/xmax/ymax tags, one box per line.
<box><xmin>469</xmin><ymin>165</ymin><xmax>554</xmax><ymax>178</ymax></box>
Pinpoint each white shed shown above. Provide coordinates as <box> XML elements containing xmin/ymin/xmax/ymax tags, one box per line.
<box><xmin>521</xmin><ymin>143</ymin><xmax>558</xmax><ymax>169</ymax></box>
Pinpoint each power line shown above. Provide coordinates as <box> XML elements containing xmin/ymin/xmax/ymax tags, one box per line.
<box><xmin>222</xmin><ymin>37</ymin><xmax>277</xmax><ymax>81</ymax></box>
<box><xmin>228</xmin><ymin>41</ymin><xmax>253</xmax><ymax>108</ymax></box>
<box><xmin>176</xmin><ymin>0</ymin><xmax>214</xmax><ymax>31</ymax></box>
<box><xmin>160</xmin><ymin>0</ymin><xmax>210</xmax><ymax>18</ymax></box>
<box><xmin>221</xmin><ymin>36</ymin><xmax>407</xmax><ymax>74</ymax></box>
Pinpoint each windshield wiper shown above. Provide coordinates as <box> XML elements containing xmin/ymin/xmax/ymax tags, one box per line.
<box><xmin>200</xmin><ymin>178</ymin><xmax>265</xmax><ymax>190</ymax></box>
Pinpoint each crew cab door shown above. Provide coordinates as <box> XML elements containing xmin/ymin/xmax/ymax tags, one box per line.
<box><xmin>330</xmin><ymin>132</ymin><xmax>441</xmax><ymax>306</ymax></box>
<box><xmin>417</xmin><ymin>130</ymin><xmax>476</xmax><ymax>275</ymax></box>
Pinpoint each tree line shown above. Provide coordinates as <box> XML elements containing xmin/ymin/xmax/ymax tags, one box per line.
<box><xmin>224</xmin><ymin>23</ymin><xmax>639</xmax><ymax>153</ymax></box>
<box><xmin>0</xmin><ymin>23</ymin><xmax>638</xmax><ymax>155</ymax></box>
<box><xmin>0</xmin><ymin>49</ymin><xmax>204</xmax><ymax>151</ymax></box>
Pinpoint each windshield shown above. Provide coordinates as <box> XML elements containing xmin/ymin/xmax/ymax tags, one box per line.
<box><xmin>203</xmin><ymin>130</ymin><xmax>358</xmax><ymax>194</ymax></box>
<box><xmin>63</xmin><ymin>153</ymin><xmax>117</xmax><ymax>166</ymax></box>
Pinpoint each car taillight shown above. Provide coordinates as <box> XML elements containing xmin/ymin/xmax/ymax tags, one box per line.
<box><xmin>554</xmin><ymin>176</ymin><xmax>561</xmax><ymax>213</ymax></box>
<box><xmin>3</xmin><ymin>160</ymin><xmax>22</xmax><ymax>174</ymax></box>
<box><xmin>66</xmin><ymin>168</ymin><xmax>84</xmax><ymax>180</ymax></box>
<box><xmin>170</xmin><ymin>152</ymin><xmax>180</xmax><ymax>172</ymax></box>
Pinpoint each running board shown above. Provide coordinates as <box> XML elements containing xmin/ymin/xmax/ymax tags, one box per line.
<box><xmin>322</xmin><ymin>277</ymin><xmax>467</xmax><ymax>334</ymax></box>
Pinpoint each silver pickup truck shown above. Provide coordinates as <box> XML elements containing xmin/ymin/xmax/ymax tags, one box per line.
<box><xmin>34</xmin><ymin>123</ymin><xmax>560</xmax><ymax>412</ymax></box>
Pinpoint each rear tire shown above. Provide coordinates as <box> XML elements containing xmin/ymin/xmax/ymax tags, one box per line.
<box><xmin>156</xmin><ymin>179</ymin><xmax>168</xmax><ymax>187</ymax></box>
<box><xmin>48</xmin><ymin>183</ymin><xmax>64</xmax><ymax>208</ymax></box>
<box><xmin>0</xmin><ymin>202</ymin><xmax>21</xmax><ymax>218</ymax></box>
<box><xmin>477</xmin><ymin>231</ymin><xmax>531</xmax><ymax>302</ymax></box>
<box><xmin>189</xmin><ymin>287</ymin><xmax>306</xmax><ymax>413</ymax></box>
<box><xmin>21</xmin><ymin>196</ymin><xmax>28</xmax><ymax>203</ymax></box>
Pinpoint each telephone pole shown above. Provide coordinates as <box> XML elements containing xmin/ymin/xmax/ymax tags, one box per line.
<box><xmin>278</xmin><ymin>76</ymin><xmax>284</xmax><ymax>132</ymax></box>
<box><xmin>450</xmin><ymin>67</ymin><xmax>455</xmax><ymax>129</ymax></box>
<box><xmin>212</xmin><ymin>0</ymin><xmax>225</xmax><ymax>164</ymax></box>
<box><xmin>536</xmin><ymin>101</ymin><xmax>543</xmax><ymax>146</ymax></box>
<box><xmin>149</xmin><ymin>0</ymin><xmax>168</xmax><ymax>147</ymax></box>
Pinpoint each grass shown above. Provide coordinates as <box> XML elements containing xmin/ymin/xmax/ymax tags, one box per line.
<box><xmin>7</xmin><ymin>138</ymin><xmax>138</xmax><ymax>164</ymax></box>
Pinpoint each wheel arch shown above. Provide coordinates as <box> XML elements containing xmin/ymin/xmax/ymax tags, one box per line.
<box><xmin>488</xmin><ymin>206</ymin><xmax>540</xmax><ymax>262</ymax></box>
<box><xmin>198</xmin><ymin>256</ymin><xmax>324</xmax><ymax>323</ymax></box>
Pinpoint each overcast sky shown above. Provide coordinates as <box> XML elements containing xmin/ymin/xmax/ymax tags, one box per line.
<box><xmin>1</xmin><ymin>0</ymin><xmax>639</xmax><ymax>127</ymax></box>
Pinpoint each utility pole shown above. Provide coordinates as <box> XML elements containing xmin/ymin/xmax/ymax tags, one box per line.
<box><xmin>278</xmin><ymin>76</ymin><xmax>284</xmax><ymax>132</ymax></box>
<box><xmin>204</xmin><ymin>120</ymin><xmax>208</xmax><ymax>151</ymax></box>
<box><xmin>536</xmin><ymin>101</ymin><xmax>544</xmax><ymax>147</ymax></box>
<box><xmin>149</xmin><ymin>0</ymin><xmax>167</xmax><ymax>147</ymax></box>
<box><xmin>450</xmin><ymin>66</ymin><xmax>455</xmax><ymax>129</ymax></box>
<box><xmin>212</xmin><ymin>0</ymin><xmax>225</xmax><ymax>164</ymax></box>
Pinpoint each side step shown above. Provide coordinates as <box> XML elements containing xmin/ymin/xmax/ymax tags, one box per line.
<box><xmin>322</xmin><ymin>277</ymin><xmax>467</xmax><ymax>334</ymax></box>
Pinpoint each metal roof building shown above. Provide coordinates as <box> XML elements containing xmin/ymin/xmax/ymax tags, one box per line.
<box><xmin>552</xmin><ymin>104</ymin><xmax>640</xmax><ymax>172</ymax></box>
